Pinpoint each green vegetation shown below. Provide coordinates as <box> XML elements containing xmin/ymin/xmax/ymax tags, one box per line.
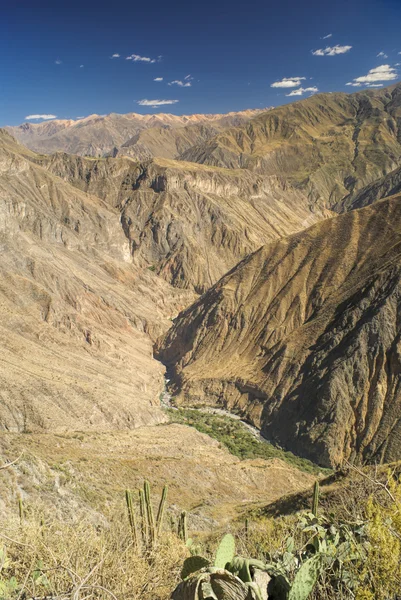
<box><xmin>167</xmin><ymin>408</ymin><xmax>330</xmax><ymax>476</ymax></box>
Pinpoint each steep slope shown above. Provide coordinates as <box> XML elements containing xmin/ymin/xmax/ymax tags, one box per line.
<box><xmin>41</xmin><ymin>152</ymin><xmax>329</xmax><ymax>293</ymax></box>
<box><xmin>335</xmin><ymin>162</ymin><xmax>401</xmax><ymax>212</ymax></box>
<box><xmin>157</xmin><ymin>194</ymin><xmax>401</xmax><ymax>468</ymax></box>
<box><xmin>0</xmin><ymin>130</ymin><xmax>193</xmax><ymax>432</ymax></box>
<box><xmin>181</xmin><ymin>84</ymin><xmax>401</xmax><ymax>209</ymax></box>
<box><xmin>6</xmin><ymin>109</ymin><xmax>266</xmax><ymax>158</ymax></box>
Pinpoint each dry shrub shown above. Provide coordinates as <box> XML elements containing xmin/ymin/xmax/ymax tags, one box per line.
<box><xmin>0</xmin><ymin>506</ymin><xmax>188</xmax><ymax>600</ymax></box>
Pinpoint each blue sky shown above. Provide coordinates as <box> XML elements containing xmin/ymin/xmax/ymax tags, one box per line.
<box><xmin>2</xmin><ymin>0</ymin><xmax>401</xmax><ymax>126</ymax></box>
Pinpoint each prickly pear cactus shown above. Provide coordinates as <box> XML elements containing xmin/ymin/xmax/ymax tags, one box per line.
<box><xmin>288</xmin><ymin>554</ymin><xmax>322</xmax><ymax>600</ymax></box>
<box><xmin>171</xmin><ymin>569</ymin><xmax>261</xmax><ymax>600</ymax></box>
<box><xmin>214</xmin><ymin>534</ymin><xmax>236</xmax><ymax>569</ymax></box>
<box><xmin>181</xmin><ymin>556</ymin><xmax>211</xmax><ymax>580</ymax></box>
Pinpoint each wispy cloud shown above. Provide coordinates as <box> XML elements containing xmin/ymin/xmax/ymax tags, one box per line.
<box><xmin>154</xmin><ymin>77</ymin><xmax>163</xmax><ymax>81</ymax></box>
<box><xmin>322</xmin><ymin>33</ymin><xmax>332</xmax><ymax>39</ymax></box>
<box><xmin>126</xmin><ymin>54</ymin><xmax>156</xmax><ymax>63</ymax></box>
<box><xmin>312</xmin><ymin>45</ymin><xmax>352</xmax><ymax>56</ymax></box>
<box><xmin>286</xmin><ymin>86</ymin><xmax>319</xmax><ymax>97</ymax></box>
<box><xmin>137</xmin><ymin>99</ymin><xmax>179</xmax><ymax>107</ymax></box>
<box><xmin>184</xmin><ymin>74</ymin><xmax>192</xmax><ymax>80</ymax></box>
<box><xmin>110</xmin><ymin>53</ymin><xmax>120</xmax><ymax>59</ymax></box>
<box><xmin>367</xmin><ymin>83</ymin><xmax>384</xmax><ymax>87</ymax></box>
<box><xmin>25</xmin><ymin>114</ymin><xmax>57</xmax><ymax>120</ymax></box>
<box><xmin>55</xmin><ymin>59</ymin><xmax>62</xmax><ymax>65</ymax></box>
<box><xmin>271</xmin><ymin>76</ymin><xmax>306</xmax><ymax>88</ymax></box>
<box><xmin>349</xmin><ymin>64</ymin><xmax>398</xmax><ymax>84</ymax></box>
<box><xmin>377</xmin><ymin>51</ymin><xmax>388</xmax><ymax>58</ymax></box>
<box><xmin>168</xmin><ymin>80</ymin><xmax>191</xmax><ymax>87</ymax></box>
<box><xmin>80</xmin><ymin>64</ymin><xmax>84</xmax><ymax>68</ymax></box>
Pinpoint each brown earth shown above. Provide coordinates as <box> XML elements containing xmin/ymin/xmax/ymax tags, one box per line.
<box><xmin>0</xmin><ymin>424</ymin><xmax>315</xmax><ymax>526</ymax></box>
<box><xmin>0</xmin><ymin>129</ymin><xmax>194</xmax><ymax>433</ymax></box>
<box><xmin>41</xmin><ymin>152</ymin><xmax>329</xmax><ymax>293</ymax></box>
<box><xmin>157</xmin><ymin>194</ymin><xmax>401</xmax><ymax>468</ymax></box>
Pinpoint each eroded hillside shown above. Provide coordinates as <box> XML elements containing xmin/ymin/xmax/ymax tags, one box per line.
<box><xmin>0</xmin><ymin>130</ymin><xmax>193</xmax><ymax>432</ymax></box>
<box><xmin>157</xmin><ymin>194</ymin><xmax>401</xmax><ymax>468</ymax></box>
<box><xmin>40</xmin><ymin>152</ymin><xmax>328</xmax><ymax>293</ymax></box>
<box><xmin>181</xmin><ymin>84</ymin><xmax>401</xmax><ymax>209</ymax></box>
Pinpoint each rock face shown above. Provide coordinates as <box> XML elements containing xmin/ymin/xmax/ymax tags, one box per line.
<box><xmin>181</xmin><ymin>85</ymin><xmax>401</xmax><ymax>210</ymax></box>
<box><xmin>40</xmin><ymin>153</ymin><xmax>329</xmax><ymax>293</ymax></box>
<box><xmin>6</xmin><ymin>109</ymin><xmax>267</xmax><ymax>159</ymax></box>
<box><xmin>0</xmin><ymin>130</ymin><xmax>193</xmax><ymax>432</ymax></box>
<box><xmin>156</xmin><ymin>195</ymin><xmax>401</xmax><ymax>468</ymax></box>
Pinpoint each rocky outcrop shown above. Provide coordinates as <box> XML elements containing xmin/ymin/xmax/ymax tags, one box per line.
<box><xmin>6</xmin><ymin>109</ymin><xmax>267</xmax><ymax>158</ymax></box>
<box><xmin>181</xmin><ymin>84</ymin><xmax>401</xmax><ymax>210</ymax></box>
<box><xmin>335</xmin><ymin>163</ymin><xmax>401</xmax><ymax>212</ymax></box>
<box><xmin>41</xmin><ymin>153</ymin><xmax>329</xmax><ymax>293</ymax></box>
<box><xmin>0</xmin><ymin>130</ymin><xmax>193</xmax><ymax>432</ymax></box>
<box><xmin>156</xmin><ymin>194</ymin><xmax>401</xmax><ymax>468</ymax></box>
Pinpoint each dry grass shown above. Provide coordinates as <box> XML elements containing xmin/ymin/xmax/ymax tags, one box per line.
<box><xmin>0</xmin><ymin>507</ymin><xmax>188</xmax><ymax>600</ymax></box>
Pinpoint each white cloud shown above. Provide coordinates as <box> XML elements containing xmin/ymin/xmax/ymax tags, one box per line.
<box><xmin>154</xmin><ymin>77</ymin><xmax>163</xmax><ymax>81</ymax></box>
<box><xmin>322</xmin><ymin>33</ymin><xmax>332</xmax><ymax>39</ymax></box>
<box><xmin>352</xmin><ymin>64</ymin><xmax>398</xmax><ymax>83</ymax></box>
<box><xmin>346</xmin><ymin>82</ymin><xmax>362</xmax><ymax>87</ymax></box>
<box><xmin>80</xmin><ymin>64</ymin><xmax>84</xmax><ymax>68</ymax></box>
<box><xmin>184</xmin><ymin>74</ymin><xmax>192</xmax><ymax>80</ymax></box>
<box><xmin>271</xmin><ymin>76</ymin><xmax>306</xmax><ymax>88</ymax></box>
<box><xmin>367</xmin><ymin>83</ymin><xmax>384</xmax><ymax>87</ymax></box>
<box><xmin>395</xmin><ymin>63</ymin><xmax>401</xmax><ymax>67</ymax></box>
<box><xmin>126</xmin><ymin>54</ymin><xmax>156</xmax><ymax>63</ymax></box>
<box><xmin>312</xmin><ymin>45</ymin><xmax>352</xmax><ymax>56</ymax></box>
<box><xmin>55</xmin><ymin>59</ymin><xmax>62</xmax><ymax>65</ymax></box>
<box><xmin>137</xmin><ymin>99</ymin><xmax>179</xmax><ymax>107</ymax></box>
<box><xmin>168</xmin><ymin>80</ymin><xmax>191</xmax><ymax>87</ymax></box>
<box><xmin>286</xmin><ymin>86</ymin><xmax>318</xmax><ymax>97</ymax></box>
<box><xmin>377</xmin><ymin>51</ymin><xmax>388</xmax><ymax>58</ymax></box>
<box><xmin>111</xmin><ymin>53</ymin><xmax>120</xmax><ymax>59</ymax></box>
<box><xmin>25</xmin><ymin>114</ymin><xmax>57</xmax><ymax>120</ymax></box>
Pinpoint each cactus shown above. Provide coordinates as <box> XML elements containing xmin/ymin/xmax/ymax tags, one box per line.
<box><xmin>125</xmin><ymin>489</ymin><xmax>138</xmax><ymax>548</ymax></box>
<box><xmin>156</xmin><ymin>484</ymin><xmax>168</xmax><ymax>535</ymax></box>
<box><xmin>139</xmin><ymin>488</ymin><xmax>148</xmax><ymax>545</ymax></box>
<box><xmin>181</xmin><ymin>555</ymin><xmax>210</xmax><ymax>579</ymax></box>
<box><xmin>144</xmin><ymin>481</ymin><xmax>156</xmax><ymax>546</ymax></box>
<box><xmin>214</xmin><ymin>533</ymin><xmax>235</xmax><ymax>569</ymax></box>
<box><xmin>288</xmin><ymin>554</ymin><xmax>322</xmax><ymax>600</ymax></box>
<box><xmin>178</xmin><ymin>510</ymin><xmax>188</xmax><ymax>542</ymax></box>
<box><xmin>18</xmin><ymin>497</ymin><xmax>24</xmax><ymax>525</ymax></box>
<box><xmin>312</xmin><ymin>481</ymin><xmax>319</xmax><ymax>517</ymax></box>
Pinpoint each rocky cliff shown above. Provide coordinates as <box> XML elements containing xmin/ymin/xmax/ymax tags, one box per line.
<box><xmin>156</xmin><ymin>194</ymin><xmax>401</xmax><ymax>468</ymax></box>
<box><xmin>40</xmin><ymin>153</ymin><xmax>329</xmax><ymax>293</ymax></box>
<box><xmin>0</xmin><ymin>130</ymin><xmax>193</xmax><ymax>432</ymax></box>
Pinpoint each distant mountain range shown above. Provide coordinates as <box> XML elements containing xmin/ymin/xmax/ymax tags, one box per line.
<box><xmin>6</xmin><ymin>109</ymin><xmax>267</xmax><ymax>160</ymax></box>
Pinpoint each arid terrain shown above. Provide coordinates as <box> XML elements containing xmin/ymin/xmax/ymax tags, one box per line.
<box><xmin>3</xmin><ymin>83</ymin><xmax>401</xmax><ymax>527</ymax></box>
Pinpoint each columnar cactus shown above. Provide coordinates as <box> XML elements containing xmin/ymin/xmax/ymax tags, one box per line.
<box><xmin>144</xmin><ymin>480</ymin><xmax>156</xmax><ymax>546</ymax></box>
<box><xmin>156</xmin><ymin>484</ymin><xmax>168</xmax><ymax>535</ymax></box>
<box><xmin>125</xmin><ymin>489</ymin><xmax>138</xmax><ymax>548</ymax></box>
<box><xmin>312</xmin><ymin>481</ymin><xmax>319</xmax><ymax>517</ymax></box>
